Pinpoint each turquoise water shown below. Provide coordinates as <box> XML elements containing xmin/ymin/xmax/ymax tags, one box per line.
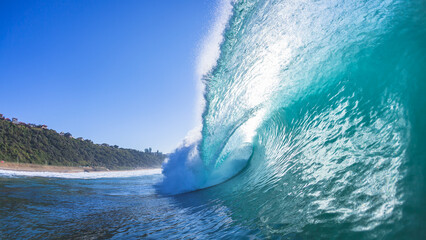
<box><xmin>160</xmin><ymin>0</ymin><xmax>426</xmax><ymax>238</ymax></box>
<box><xmin>2</xmin><ymin>0</ymin><xmax>426</xmax><ymax>238</ymax></box>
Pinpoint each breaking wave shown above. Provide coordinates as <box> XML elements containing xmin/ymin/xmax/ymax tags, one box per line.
<box><xmin>159</xmin><ymin>0</ymin><xmax>426</xmax><ymax>237</ymax></box>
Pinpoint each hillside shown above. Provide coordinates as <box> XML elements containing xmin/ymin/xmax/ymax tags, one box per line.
<box><xmin>0</xmin><ymin>117</ymin><xmax>166</xmax><ymax>170</ymax></box>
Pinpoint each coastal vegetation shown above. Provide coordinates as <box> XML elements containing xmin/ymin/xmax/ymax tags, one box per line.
<box><xmin>0</xmin><ymin>115</ymin><xmax>166</xmax><ymax>170</ymax></box>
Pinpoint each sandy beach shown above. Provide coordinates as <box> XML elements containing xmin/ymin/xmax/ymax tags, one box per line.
<box><xmin>0</xmin><ymin>162</ymin><xmax>162</xmax><ymax>179</ymax></box>
<box><xmin>0</xmin><ymin>161</ymin><xmax>115</xmax><ymax>173</ymax></box>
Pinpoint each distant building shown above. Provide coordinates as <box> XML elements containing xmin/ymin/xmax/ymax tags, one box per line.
<box><xmin>12</xmin><ymin>118</ymin><xmax>18</xmax><ymax>124</ymax></box>
<box><xmin>0</xmin><ymin>114</ymin><xmax>4</xmax><ymax>119</ymax></box>
<box><xmin>29</xmin><ymin>124</ymin><xmax>36</xmax><ymax>128</ymax></box>
<box><xmin>59</xmin><ymin>132</ymin><xmax>65</xmax><ymax>136</ymax></box>
<box><xmin>41</xmin><ymin>125</ymin><xmax>48</xmax><ymax>129</ymax></box>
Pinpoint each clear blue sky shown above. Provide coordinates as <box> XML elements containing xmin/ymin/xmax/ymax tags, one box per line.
<box><xmin>0</xmin><ymin>0</ymin><xmax>218</xmax><ymax>153</ymax></box>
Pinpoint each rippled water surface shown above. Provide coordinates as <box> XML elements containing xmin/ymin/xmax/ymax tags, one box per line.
<box><xmin>2</xmin><ymin>0</ymin><xmax>426</xmax><ymax>238</ymax></box>
<box><xmin>1</xmin><ymin>169</ymin><xmax>424</xmax><ymax>239</ymax></box>
<box><xmin>0</xmin><ymin>174</ymin><xmax>263</xmax><ymax>239</ymax></box>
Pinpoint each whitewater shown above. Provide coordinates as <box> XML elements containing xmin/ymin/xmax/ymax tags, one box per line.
<box><xmin>0</xmin><ymin>168</ymin><xmax>161</xmax><ymax>179</ymax></box>
<box><xmin>158</xmin><ymin>0</ymin><xmax>426</xmax><ymax>238</ymax></box>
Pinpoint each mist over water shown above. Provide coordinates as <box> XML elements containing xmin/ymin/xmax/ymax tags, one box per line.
<box><xmin>159</xmin><ymin>0</ymin><xmax>426</xmax><ymax>238</ymax></box>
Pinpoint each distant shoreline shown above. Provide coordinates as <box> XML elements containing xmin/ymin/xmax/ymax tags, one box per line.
<box><xmin>0</xmin><ymin>117</ymin><xmax>166</xmax><ymax>170</ymax></box>
<box><xmin>0</xmin><ymin>161</ymin><xmax>158</xmax><ymax>173</ymax></box>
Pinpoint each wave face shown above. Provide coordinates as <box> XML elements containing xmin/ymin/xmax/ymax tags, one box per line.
<box><xmin>159</xmin><ymin>0</ymin><xmax>426</xmax><ymax>237</ymax></box>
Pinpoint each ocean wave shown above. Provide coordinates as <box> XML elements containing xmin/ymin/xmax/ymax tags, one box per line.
<box><xmin>158</xmin><ymin>0</ymin><xmax>426</xmax><ymax>236</ymax></box>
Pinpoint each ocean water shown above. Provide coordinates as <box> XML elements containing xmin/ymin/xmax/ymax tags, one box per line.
<box><xmin>0</xmin><ymin>172</ymin><xmax>255</xmax><ymax>239</ymax></box>
<box><xmin>160</xmin><ymin>0</ymin><xmax>426</xmax><ymax>238</ymax></box>
<box><xmin>0</xmin><ymin>172</ymin><xmax>296</xmax><ymax>239</ymax></box>
<box><xmin>2</xmin><ymin>0</ymin><xmax>426</xmax><ymax>239</ymax></box>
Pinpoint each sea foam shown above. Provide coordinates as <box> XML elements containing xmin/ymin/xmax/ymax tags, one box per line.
<box><xmin>0</xmin><ymin>168</ymin><xmax>161</xmax><ymax>179</ymax></box>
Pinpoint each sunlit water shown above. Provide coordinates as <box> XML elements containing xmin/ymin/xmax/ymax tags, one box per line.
<box><xmin>1</xmin><ymin>0</ymin><xmax>426</xmax><ymax>238</ymax></box>
<box><xmin>0</xmin><ymin>173</ymin><xmax>255</xmax><ymax>239</ymax></box>
<box><xmin>160</xmin><ymin>0</ymin><xmax>426</xmax><ymax>238</ymax></box>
